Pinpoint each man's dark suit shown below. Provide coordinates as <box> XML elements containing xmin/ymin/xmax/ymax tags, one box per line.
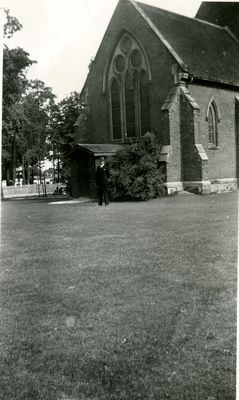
<box><xmin>96</xmin><ymin>164</ymin><xmax>110</xmax><ymax>205</ymax></box>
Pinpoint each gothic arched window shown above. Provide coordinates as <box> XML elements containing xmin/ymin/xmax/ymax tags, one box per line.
<box><xmin>111</xmin><ymin>78</ymin><xmax>121</xmax><ymax>140</ymax></box>
<box><xmin>207</xmin><ymin>99</ymin><xmax>220</xmax><ymax>147</ymax></box>
<box><xmin>107</xmin><ymin>33</ymin><xmax>151</xmax><ymax>141</ymax></box>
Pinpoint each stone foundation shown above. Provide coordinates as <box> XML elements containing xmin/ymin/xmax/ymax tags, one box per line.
<box><xmin>183</xmin><ymin>180</ymin><xmax>211</xmax><ymax>194</ymax></box>
<box><xmin>165</xmin><ymin>181</ymin><xmax>183</xmax><ymax>195</ymax></box>
<box><xmin>209</xmin><ymin>178</ymin><xmax>238</xmax><ymax>193</ymax></box>
<box><xmin>165</xmin><ymin>178</ymin><xmax>238</xmax><ymax>195</ymax></box>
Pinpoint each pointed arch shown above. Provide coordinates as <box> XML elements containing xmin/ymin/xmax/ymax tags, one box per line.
<box><xmin>206</xmin><ymin>98</ymin><xmax>220</xmax><ymax>122</ymax></box>
<box><xmin>107</xmin><ymin>31</ymin><xmax>152</xmax><ymax>141</ymax></box>
<box><xmin>206</xmin><ymin>99</ymin><xmax>220</xmax><ymax>147</ymax></box>
<box><xmin>103</xmin><ymin>29</ymin><xmax>152</xmax><ymax>94</ymax></box>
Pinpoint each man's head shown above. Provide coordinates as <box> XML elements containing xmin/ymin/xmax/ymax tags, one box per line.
<box><xmin>100</xmin><ymin>156</ymin><xmax>105</xmax><ymax>166</ymax></box>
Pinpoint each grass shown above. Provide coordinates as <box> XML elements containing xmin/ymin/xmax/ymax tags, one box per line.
<box><xmin>0</xmin><ymin>192</ymin><xmax>237</xmax><ymax>400</ymax></box>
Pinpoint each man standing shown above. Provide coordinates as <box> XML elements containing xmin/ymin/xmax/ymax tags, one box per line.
<box><xmin>96</xmin><ymin>156</ymin><xmax>110</xmax><ymax>206</ymax></box>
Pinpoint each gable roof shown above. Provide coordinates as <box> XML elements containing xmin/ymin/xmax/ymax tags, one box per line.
<box><xmin>196</xmin><ymin>2</ymin><xmax>239</xmax><ymax>40</ymax></box>
<box><xmin>131</xmin><ymin>0</ymin><xmax>239</xmax><ymax>86</ymax></box>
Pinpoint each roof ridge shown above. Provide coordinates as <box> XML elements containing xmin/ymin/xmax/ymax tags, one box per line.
<box><xmin>223</xmin><ymin>25</ymin><xmax>239</xmax><ymax>46</ymax></box>
<box><xmin>136</xmin><ymin>0</ymin><xmax>226</xmax><ymax>31</ymax></box>
<box><xmin>129</xmin><ymin>0</ymin><xmax>188</xmax><ymax>72</ymax></box>
<box><xmin>194</xmin><ymin>16</ymin><xmax>229</xmax><ymax>30</ymax></box>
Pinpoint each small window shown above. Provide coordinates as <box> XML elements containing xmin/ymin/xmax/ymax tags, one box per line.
<box><xmin>207</xmin><ymin>100</ymin><xmax>219</xmax><ymax>148</ymax></box>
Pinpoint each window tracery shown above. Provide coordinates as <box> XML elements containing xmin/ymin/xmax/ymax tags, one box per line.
<box><xmin>108</xmin><ymin>33</ymin><xmax>151</xmax><ymax>141</ymax></box>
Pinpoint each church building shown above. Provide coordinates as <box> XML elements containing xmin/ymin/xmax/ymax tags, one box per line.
<box><xmin>69</xmin><ymin>0</ymin><xmax>239</xmax><ymax>197</ymax></box>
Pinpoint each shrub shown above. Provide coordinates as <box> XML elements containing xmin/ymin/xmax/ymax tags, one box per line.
<box><xmin>108</xmin><ymin>133</ymin><xmax>166</xmax><ymax>201</ymax></box>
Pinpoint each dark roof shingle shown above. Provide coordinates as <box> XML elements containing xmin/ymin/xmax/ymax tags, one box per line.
<box><xmin>136</xmin><ymin>1</ymin><xmax>239</xmax><ymax>86</ymax></box>
<box><xmin>196</xmin><ymin>2</ymin><xmax>239</xmax><ymax>40</ymax></box>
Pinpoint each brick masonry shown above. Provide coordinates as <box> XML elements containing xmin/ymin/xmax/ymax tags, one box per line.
<box><xmin>189</xmin><ymin>83</ymin><xmax>239</xmax><ymax>181</ymax></box>
<box><xmin>82</xmin><ymin>0</ymin><xmax>177</xmax><ymax>144</ymax></box>
<box><xmin>73</xmin><ymin>0</ymin><xmax>239</xmax><ymax>196</ymax></box>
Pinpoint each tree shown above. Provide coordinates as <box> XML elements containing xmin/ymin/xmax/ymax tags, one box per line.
<box><xmin>108</xmin><ymin>133</ymin><xmax>166</xmax><ymax>201</ymax></box>
<box><xmin>2</xmin><ymin>11</ymin><xmax>35</xmax><ymax>184</ymax></box>
<box><xmin>48</xmin><ymin>91</ymin><xmax>84</xmax><ymax>182</ymax></box>
<box><xmin>17</xmin><ymin>80</ymin><xmax>56</xmax><ymax>184</ymax></box>
<box><xmin>54</xmin><ymin>91</ymin><xmax>83</xmax><ymax>148</ymax></box>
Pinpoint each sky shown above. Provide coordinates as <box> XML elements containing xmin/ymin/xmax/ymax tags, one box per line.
<box><xmin>2</xmin><ymin>0</ymin><xmax>205</xmax><ymax>100</ymax></box>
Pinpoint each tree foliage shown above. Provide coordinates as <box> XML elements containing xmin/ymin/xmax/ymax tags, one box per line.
<box><xmin>2</xmin><ymin>46</ymin><xmax>35</xmax><ymax>163</ymax></box>
<box><xmin>3</xmin><ymin>11</ymin><xmax>35</xmax><ymax>112</ymax></box>
<box><xmin>2</xmin><ymin>11</ymin><xmax>84</xmax><ymax>185</ymax></box>
<box><xmin>18</xmin><ymin>80</ymin><xmax>56</xmax><ymax>180</ymax></box>
<box><xmin>108</xmin><ymin>133</ymin><xmax>166</xmax><ymax>201</ymax></box>
<box><xmin>2</xmin><ymin>11</ymin><xmax>36</xmax><ymax>183</ymax></box>
<box><xmin>2</xmin><ymin>11</ymin><xmax>59</xmax><ymax>185</ymax></box>
<box><xmin>3</xmin><ymin>9</ymin><xmax>22</xmax><ymax>38</ymax></box>
<box><xmin>47</xmin><ymin>91</ymin><xmax>84</xmax><ymax>181</ymax></box>
<box><xmin>3</xmin><ymin>47</ymin><xmax>33</xmax><ymax>105</ymax></box>
<box><xmin>51</xmin><ymin>91</ymin><xmax>83</xmax><ymax>152</ymax></box>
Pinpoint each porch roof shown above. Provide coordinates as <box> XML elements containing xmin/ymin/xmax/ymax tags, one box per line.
<box><xmin>67</xmin><ymin>143</ymin><xmax>125</xmax><ymax>157</ymax></box>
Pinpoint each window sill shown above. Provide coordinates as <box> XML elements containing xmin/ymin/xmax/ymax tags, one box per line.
<box><xmin>123</xmin><ymin>137</ymin><xmax>138</xmax><ymax>143</ymax></box>
<box><xmin>208</xmin><ymin>145</ymin><xmax>220</xmax><ymax>150</ymax></box>
<box><xmin>110</xmin><ymin>137</ymin><xmax>139</xmax><ymax>143</ymax></box>
<box><xmin>110</xmin><ymin>139</ymin><xmax>123</xmax><ymax>143</ymax></box>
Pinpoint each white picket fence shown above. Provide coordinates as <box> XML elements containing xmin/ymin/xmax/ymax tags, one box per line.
<box><xmin>2</xmin><ymin>183</ymin><xmax>60</xmax><ymax>199</ymax></box>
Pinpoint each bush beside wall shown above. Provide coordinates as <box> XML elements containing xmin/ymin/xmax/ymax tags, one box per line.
<box><xmin>108</xmin><ymin>133</ymin><xmax>166</xmax><ymax>201</ymax></box>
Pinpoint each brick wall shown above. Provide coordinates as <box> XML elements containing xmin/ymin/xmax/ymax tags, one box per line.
<box><xmin>80</xmin><ymin>0</ymin><xmax>239</xmax><ymax>190</ymax></box>
<box><xmin>189</xmin><ymin>83</ymin><xmax>239</xmax><ymax>180</ymax></box>
<box><xmin>236</xmin><ymin>98</ymin><xmax>239</xmax><ymax>178</ymax></box>
<box><xmin>180</xmin><ymin>94</ymin><xmax>205</xmax><ymax>182</ymax></box>
<box><xmin>84</xmin><ymin>0</ymin><xmax>177</xmax><ymax>145</ymax></box>
<box><xmin>163</xmin><ymin>104</ymin><xmax>182</xmax><ymax>183</ymax></box>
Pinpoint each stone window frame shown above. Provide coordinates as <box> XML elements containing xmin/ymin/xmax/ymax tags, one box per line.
<box><xmin>107</xmin><ymin>32</ymin><xmax>151</xmax><ymax>142</ymax></box>
<box><xmin>206</xmin><ymin>98</ymin><xmax>220</xmax><ymax>150</ymax></box>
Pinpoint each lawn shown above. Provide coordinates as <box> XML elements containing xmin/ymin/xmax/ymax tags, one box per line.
<box><xmin>0</xmin><ymin>192</ymin><xmax>237</xmax><ymax>400</ymax></box>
